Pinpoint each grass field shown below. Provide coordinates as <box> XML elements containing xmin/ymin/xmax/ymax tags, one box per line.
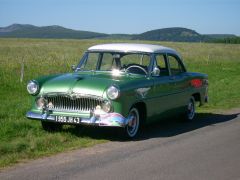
<box><xmin>0</xmin><ymin>38</ymin><xmax>240</xmax><ymax>168</ymax></box>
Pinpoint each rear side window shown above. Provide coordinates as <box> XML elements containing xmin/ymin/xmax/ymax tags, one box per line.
<box><xmin>167</xmin><ymin>54</ymin><xmax>184</xmax><ymax>75</ymax></box>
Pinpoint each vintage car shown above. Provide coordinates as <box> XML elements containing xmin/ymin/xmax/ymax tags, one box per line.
<box><xmin>26</xmin><ymin>43</ymin><xmax>208</xmax><ymax>138</ymax></box>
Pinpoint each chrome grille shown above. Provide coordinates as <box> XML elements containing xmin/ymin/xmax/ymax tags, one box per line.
<box><xmin>46</xmin><ymin>95</ymin><xmax>104</xmax><ymax>112</ymax></box>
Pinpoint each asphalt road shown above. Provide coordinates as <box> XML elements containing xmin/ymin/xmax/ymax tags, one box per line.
<box><xmin>1</xmin><ymin>110</ymin><xmax>240</xmax><ymax>180</ymax></box>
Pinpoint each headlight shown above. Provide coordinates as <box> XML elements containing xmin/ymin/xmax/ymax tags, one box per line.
<box><xmin>102</xmin><ymin>101</ymin><xmax>111</xmax><ymax>113</ymax></box>
<box><xmin>107</xmin><ymin>86</ymin><xmax>120</xmax><ymax>100</ymax></box>
<box><xmin>27</xmin><ymin>80</ymin><xmax>39</xmax><ymax>95</ymax></box>
<box><xmin>36</xmin><ymin>97</ymin><xmax>47</xmax><ymax>109</ymax></box>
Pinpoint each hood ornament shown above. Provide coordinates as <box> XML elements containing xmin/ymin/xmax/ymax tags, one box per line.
<box><xmin>67</xmin><ymin>89</ymin><xmax>77</xmax><ymax>100</ymax></box>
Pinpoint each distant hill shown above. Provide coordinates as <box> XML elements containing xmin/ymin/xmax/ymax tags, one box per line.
<box><xmin>0</xmin><ymin>24</ymin><xmax>238</xmax><ymax>43</ymax></box>
<box><xmin>132</xmin><ymin>27</ymin><xmax>203</xmax><ymax>42</ymax></box>
<box><xmin>0</xmin><ymin>24</ymin><xmax>108</xmax><ymax>39</ymax></box>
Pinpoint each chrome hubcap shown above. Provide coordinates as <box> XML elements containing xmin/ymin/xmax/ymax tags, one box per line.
<box><xmin>187</xmin><ymin>100</ymin><xmax>195</xmax><ymax>120</ymax></box>
<box><xmin>126</xmin><ymin>108</ymin><xmax>139</xmax><ymax>137</ymax></box>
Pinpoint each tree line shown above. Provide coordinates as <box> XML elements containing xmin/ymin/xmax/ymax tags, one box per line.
<box><xmin>209</xmin><ymin>37</ymin><xmax>240</xmax><ymax>44</ymax></box>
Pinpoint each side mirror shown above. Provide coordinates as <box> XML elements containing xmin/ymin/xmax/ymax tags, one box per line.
<box><xmin>71</xmin><ymin>65</ymin><xmax>76</xmax><ymax>71</ymax></box>
<box><xmin>152</xmin><ymin>67</ymin><xmax>160</xmax><ymax>76</ymax></box>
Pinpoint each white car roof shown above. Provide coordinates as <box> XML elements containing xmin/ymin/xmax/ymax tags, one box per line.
<box><xmin>88</xmin><ymin>43</ymin><xmax>179</xmax><ymax>55</ymax></box>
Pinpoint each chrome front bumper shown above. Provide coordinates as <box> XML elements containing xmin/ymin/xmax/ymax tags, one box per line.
<box><xmin>26</xmin><ymin>111</ymin><xmax>132</xmax><ymax>127</ymax></box>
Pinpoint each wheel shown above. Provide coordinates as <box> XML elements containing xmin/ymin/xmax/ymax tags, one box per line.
<box><xmin>41</xmin><ymin>121</ymin><xmax>62</xmax><ymax>132</ymax></box>
<box><xmin>123</xmin><ymin>108</ymin><xmax>141</xmax><ymax>139</ymax></box>
<box><xmin>184</xmin><ymin>96</ymin><xmax>196</xmax><ymax>121</ymax></box>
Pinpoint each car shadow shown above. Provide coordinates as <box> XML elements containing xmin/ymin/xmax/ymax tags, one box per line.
<box><xmin>137</xmin><ymin>112</ymin><xmax>239</xmax><ymax>140</ymax></box>
<box><xmin>62</xmin><ymin>112</ymin><xmax>239</xmax><ymax>141</ymax></box>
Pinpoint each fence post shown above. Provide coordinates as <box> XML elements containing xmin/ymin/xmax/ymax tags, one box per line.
<box><xmin>20</xmin><ymin>59</ymin><xmax>24</xmax><ymax>83</ymax></box>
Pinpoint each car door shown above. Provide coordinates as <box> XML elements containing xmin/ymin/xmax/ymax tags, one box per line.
<box><xmin>166</xmin><ymin>53</ymin><xmax>190</xmax><ymax>109</ymax></box>
<box><xmin>147</xmin><ymin>53</ymin><xmax>174</xmax><ymax>122</ymax></box>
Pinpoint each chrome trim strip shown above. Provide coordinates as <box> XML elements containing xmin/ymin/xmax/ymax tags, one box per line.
<box><xmin>26</xmin><ymin>111</ymin><xmax>130</xmax><ymax>127</ymax></box>
<box><xmin>26</xmin><ymin>111</ymin><xmax>55</xmax><ymax>121</ymax></box>
<box><xmin>41</xmin><ymin>92</ymin><xmax>103</xmax><ymax>99</ymax></box>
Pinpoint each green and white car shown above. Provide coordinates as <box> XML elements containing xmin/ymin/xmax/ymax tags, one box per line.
<box><xmin>26</xmin><ymin>43</ymin><xmax>208</xmax><ymax>138</ymax></box>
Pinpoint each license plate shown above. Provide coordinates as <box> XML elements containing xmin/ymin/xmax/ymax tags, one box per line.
<box><xmin>55</xmin><ymin>116</ymin><xmax>81</xmax><ymax>124</ymax></box>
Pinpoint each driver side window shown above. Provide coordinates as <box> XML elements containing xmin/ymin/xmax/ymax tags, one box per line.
<box><xmin>100</xmin><ymin>53</ymin><xmax>117</xmax><ymax>71</ymax></box>
<box><xmin>155</xmin><ymin>54</ymin><xmax>169</xmax><ymax>76</ymax></box>
<box><xmin>83</xmin><ymin>52</ymin><xmax>99</xmax><ymax>70</ymax></box>
<box><xmin>121</xmin><ymin>54</ymin><xmax>150</xmax><ymax>67</ymax></box>
<box><xmin>120</xmin><ymin>54</ymin><xmax>150</xmax><ymax>75</ymax></box>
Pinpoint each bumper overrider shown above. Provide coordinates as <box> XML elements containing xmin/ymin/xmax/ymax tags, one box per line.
<box><xmin>26</xmin><ymin>110</ymin><xmax>133</xmax><ymax>127</ymax></box>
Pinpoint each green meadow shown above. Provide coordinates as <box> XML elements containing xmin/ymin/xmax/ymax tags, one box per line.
<box><xmin>0</xmin><ymin>38</ymin><xmax>240</xmax><ymax>168</ymax></box>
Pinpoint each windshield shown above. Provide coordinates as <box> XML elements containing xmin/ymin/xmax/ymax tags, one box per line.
<box><xmin>76</xmin><ymin>52</ymin><xmax>151</xmax><ymax>75</ymax></box>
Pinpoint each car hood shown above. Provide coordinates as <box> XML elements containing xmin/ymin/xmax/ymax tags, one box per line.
<box><xmin>39</xmin><ymin>71</ymin><xmax>145</xmax><ymax>97</ymax></box>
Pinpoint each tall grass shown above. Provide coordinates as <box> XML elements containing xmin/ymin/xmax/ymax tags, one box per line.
<box><xmin>0</xmin><ymin>38</ymin><xmax>240</xmax><ymax>167</ymax></box>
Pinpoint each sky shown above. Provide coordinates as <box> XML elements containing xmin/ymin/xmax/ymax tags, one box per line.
<box><xmin>0</xmin><ymin>0</ymin><xmax>240</xmax><ymax>35</ymax></box>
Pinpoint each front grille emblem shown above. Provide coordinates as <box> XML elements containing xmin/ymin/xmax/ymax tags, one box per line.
<box><xmin>70</xmin><ymin>94</ymin><xmax>76</xmax><ymax>100</ymax></box>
